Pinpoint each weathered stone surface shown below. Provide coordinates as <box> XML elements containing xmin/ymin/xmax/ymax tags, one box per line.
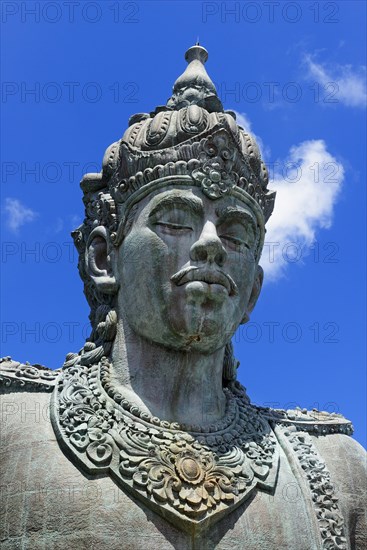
<box><xmin>1</xmin><ymin>386</ymin><xmax>366</xmax><ymax>548</ymax></box>
<box><xmin>1</xmin><ymin>44</ymin><xmax>366</xmax><ymax>548</ymax></box>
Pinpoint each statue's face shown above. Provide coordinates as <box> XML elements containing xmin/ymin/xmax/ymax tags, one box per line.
<box><xmin>116</xmin><ymin>187</ymin><xmax>262</xmax><ymax>353</ymax></box>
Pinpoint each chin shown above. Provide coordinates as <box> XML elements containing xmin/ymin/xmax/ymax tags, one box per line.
<box><xmin>167</xmin><ymin>306</ymin><xmax>234</xmax><ymax>352</ymax></box>
<box><xmin>181</xmin><ymin>335</ymin><xmax>227</xmax><ymax>354</ymax></box>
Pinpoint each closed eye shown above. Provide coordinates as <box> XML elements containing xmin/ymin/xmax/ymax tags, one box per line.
<box><xmin>155</xmin><ymin>222</ymin><xmax>193</xmax><ymax>232</ymax></box>
<box><xmin>220</xmin><ymin>235</ymin><xmax>250</xmax><ymax>249</ymax></box>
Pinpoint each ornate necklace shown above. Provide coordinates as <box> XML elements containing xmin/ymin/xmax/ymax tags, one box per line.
<box><xmin>51</xmin><ymin>356</ymin><xmax>279</xmax><ymax>533</ymax></box>
<box><xmin>1</xmin><ymin>355</ymin><xmax>349</xmax><ymax>546</ymax></box>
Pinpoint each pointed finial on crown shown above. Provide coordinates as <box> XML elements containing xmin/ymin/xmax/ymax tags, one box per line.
<box><xmin>167</xmin><ymin>44</ymin><xmax>223</xmax><ymax>112</ymax></box>
<box><xmin>185</xmin><ymin>43</ymin><xmax>208</xmax><ymax>63</ymax></box>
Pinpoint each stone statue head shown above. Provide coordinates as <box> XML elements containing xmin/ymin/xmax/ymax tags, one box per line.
<box><xmin>69</xmin><ymin>45</ymin><xmax>275</xmax><ymax>385</ymax></box>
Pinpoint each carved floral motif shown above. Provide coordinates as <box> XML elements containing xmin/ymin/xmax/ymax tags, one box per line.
<box><xmin>50</xmin><ymin>356</ymin><xmax>353</xmax><ymax>541</ymax></box>
<box><xmin>192</xmin><ymin>134</ymin><xmax>240</xmax><ymax>199</ymax></box>
<box><xmin>52</xmin><ymin>357</ymin><xmax>279</xmax><ymax>531</ymax></box>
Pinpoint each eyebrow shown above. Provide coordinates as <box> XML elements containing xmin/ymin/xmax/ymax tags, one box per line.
<box><xmin>215</xmin><ymin>205</ymin><xmax>258</xmax><ymax>232</ymax></box>
<box><xmin>148</xmin><ymin>195</ymin><xmax>204</xmax><ymax>218</ymax></box>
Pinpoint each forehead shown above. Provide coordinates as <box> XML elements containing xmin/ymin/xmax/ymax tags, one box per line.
<box><xmin>138</xmin><ymin>187</ymin><xmax>258</xmax><ymax>223</ymax></box>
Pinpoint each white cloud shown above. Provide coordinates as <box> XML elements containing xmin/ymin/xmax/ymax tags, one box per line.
<box><xmin>234</xmin><ymin>111</ymin><xmax>253</xmax><ymax>133</ymax></box>
<box><xmin>304</xmin><ymin>54</ymin><xmax>366</xmax><ymax>108</ymax></box>
<box><xmin>261</xmin><ymin>140</ymin><xmax>344</xmax><ymax>281</ymax></box>
<box><xmin>233</xmin><ymin>111</ymin><xmax>270</xmax><ymax>160</ymax></box>
<box><xmin>229</xmin><ymin>113</ymin><xmax>344</xmax><ymax>281</ymax></box>
<box><xmin>4</xmin><ymin>198</ymin><xmax>38</xmax><ymax>233</ymax></box>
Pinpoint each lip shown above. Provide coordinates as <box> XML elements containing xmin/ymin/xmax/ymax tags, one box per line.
<box><xmin>171</xmin><ymin>266</ymin><xmax>238</xmax><ymax>296</ymax></box>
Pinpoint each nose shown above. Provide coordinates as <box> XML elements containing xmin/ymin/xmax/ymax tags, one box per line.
<box><xmin>189</xmin><ymin>221</ymin><xmax>227</xmax><ymax>267</ymax></box>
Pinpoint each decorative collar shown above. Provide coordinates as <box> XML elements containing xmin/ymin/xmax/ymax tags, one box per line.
<box><xmin>51</xmin><ymin>356</ymin><xmax>279</xmax><ymax>534</ymax></box>
<box><xmin>1</xmin><ymin>354</ymin><xmax>351</xmax><ymax>546</ymax></box>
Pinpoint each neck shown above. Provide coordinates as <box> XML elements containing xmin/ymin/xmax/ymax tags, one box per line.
<box><xmin>109</xmin><ymin>318</ymin><xmax>226</xmax><ymax>427</ymax></box>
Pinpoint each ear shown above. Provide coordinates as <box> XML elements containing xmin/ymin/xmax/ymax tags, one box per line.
<box><xmin>85</xmin><ymin>226</ymin><xmax>118</xmax><ymax>294</ymax></box>
<box><xmin>241</xmin><ymin>265</ymin><xmax>264</xmax><ymax>324</ymax></box>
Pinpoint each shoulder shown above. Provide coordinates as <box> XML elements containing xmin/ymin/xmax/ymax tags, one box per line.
<box><xmin>253</xmin><ymin>402</ymin><xmax>365</xmax><ymax>479</ymax></box>
<box><xmin>254</xmin><ymin>403</ymin><xmax>366</xmax><ymax>492</ymax></box>
<box><xmin>256</xmin><ymin>403</ymin><xmax>354</xmax><ymax>436</ymax></box>
<box><xmin>256</xmin><ymin>403</ymin><xmax>366</xmax><ymax>547</ymax></box>
<box><xmin>255</xmin><ymin>402</ymin><xmax>365</xmax><ymax>472</ymax></box>
<box><xmin>256</xmin><ymin>403</ymin><xmax>366</xmax><ymax>473</ymax></box>
<box><xmin>0</xmin><ymin>358</ymin><xmax>61</xmax><ymax>474</ymax></box>
<box><xmin>0</xmin><ymin>356</ymin><xmax>59</xmax><ymax>394</ymax></box>
<box><xmin>0</xmin><ymin>357</ymin><xmax>57</xmax><ymax>441</ymax></box>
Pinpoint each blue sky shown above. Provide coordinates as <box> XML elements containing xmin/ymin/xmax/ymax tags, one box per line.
<box><xmin>1</xmin><ymin>1</ymin><xmax>366</xmax><ymax>445</ymax></box>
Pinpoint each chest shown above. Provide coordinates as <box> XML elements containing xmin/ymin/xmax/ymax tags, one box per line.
<box><xmin>1</xmin><ymin>438</ymin><xmax>328</xmax><ymax>550</ymax></box>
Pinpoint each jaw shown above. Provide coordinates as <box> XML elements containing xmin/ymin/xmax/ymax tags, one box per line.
<box><xmin>166</xmin><ymin>290</ymin><xmax>241</xmax><ymax>353</ymax></box>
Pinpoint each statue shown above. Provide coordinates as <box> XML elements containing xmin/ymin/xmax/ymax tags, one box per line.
<box><xmin>1</xmin><ymin>45</ymin><xmax>366</xmax><ymax>549</ymax></box>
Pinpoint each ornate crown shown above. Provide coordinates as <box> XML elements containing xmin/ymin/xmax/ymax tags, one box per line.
<box><xmin>77</xmin><ymin>45</ymin><xmax>275</xmax><ymax>250</ymax></box>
